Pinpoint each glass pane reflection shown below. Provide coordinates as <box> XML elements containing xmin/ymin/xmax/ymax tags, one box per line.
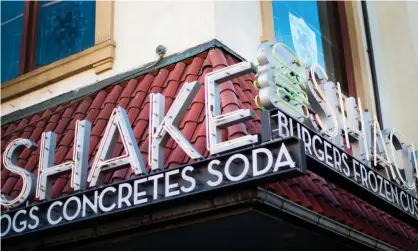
<box><xmin>1</xmin><ymin>1</ymin><xmax>24</xmax><ymax>83</ymax></box>
<box><xmin>36</xmin><ymin>1</ymin><xmax>95</xmax><ymax>67</ymax></box>
<box><xmin>272</xmin><ymin>1</ymin><xmax>347</xmax><ymax>94</ymax></box>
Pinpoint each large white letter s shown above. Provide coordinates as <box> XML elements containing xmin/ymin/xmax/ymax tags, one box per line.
<box><xmin>1</xmin><ymin>139</ymin><xmax>37</xmax><ymax>208</ymax></box>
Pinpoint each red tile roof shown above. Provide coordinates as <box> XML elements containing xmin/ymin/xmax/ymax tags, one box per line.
<box><xmin>1</xmin><ymin>49</ymin><xmax>417</xmax><ymax>250</ymax></box>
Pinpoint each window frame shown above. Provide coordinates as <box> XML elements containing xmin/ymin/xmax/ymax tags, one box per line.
<box><xmin>1</xmin><ymin>0</ymin><xmax>115</xmax><ymax>102</ymax></box>
<box><xmin>260</xmin><ymin>0</ymin><xmax>358</xmax><ymax>98</ymax></box>
<box><xmin>19</xmin><ymin>1</ymin><xmax>38</xmax><ymax>75</ymax></box>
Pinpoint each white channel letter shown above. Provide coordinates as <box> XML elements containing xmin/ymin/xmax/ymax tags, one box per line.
<box><xmin>1</xmin><ymin>214</ymin><xmax>12</xmax><ymax>237</ymax></box>
<box><xmin>148</xmin><ymin>82</ymin><xmax>203</xmax><ymax>171</ymax></box>
<box><xmin>82</xmin><ymin>192</ymin><xmax>98</xmax><ymax>217</ymax></box>
<box><xmin>165</xmin><ymin>169</ymin><xmax>180</xmax><ymax>197</ymax></box>
<box><xmin>118</xmin><ymin>183</ymin><xmax>133</xmax><ymax>208</ymax></box>
<box><xmin>12</xmin><ymin>209</ymin><xmax>27</xmax><ymax>233</ymax></box>
<box><xmin>1</xmin><ymin>139</ymin><xmax>37</xmax><ymax>208</ymax></box>
<box><xmin>388</xmin><ymin>129</ymin><xmax>418</xmax><ymax>191</ymax></box>
<box><xmin>180</xmin><ymin>166</ymin><xmax>196</xmax><ymax>193</ymax></box>
<box><xmin>63</xmin><ymin>196</ymin><xmax>82</xmax><ymax>221</ymax></box>
<box><xmin>207</xmin><ymin>160</ymin><xmax>223</xmax><ymax>187</ymax></box>
<box><xmin>88</xmin><ymin>107</ymin><xmax>146</xmax><ymax>187</ymax></box>
<box><xmin>47</xmin><ymin>201</ymin><xmax>63</xmax><ymax>225</ymax></box>
<box><xmin>99</xmin><ymin>186</ymin><xmax>117</xmax><ymax>212</ymax></box>
<box><xmin>205</xmin><ymin>62</ymin><xmax>259</xmax><ymax>155</ymax></box>
<box><xmin>28</xmin><ymin>206</ymin><xmax>40</xmax><ymax>230</ymax></box>
<box><xmin>337</xmin><ymin>83</ymin><xmax>369</xmax><ymax>164</ymax></box>
<box><xmin>273</xmin><ymin>144</ymin><xmax>295</xmax><ymax>171</ymax></box>
<box><xmin>133</xmin><ymin>178</ymin><xmax>148</xmax><ymax>205</ymax></box>
<box><xmin>371</xmin><ymin>115</ymin><xmax>392</xmax><ymax>178</ymax></box>
<box><xmin>37</xmin><ymin>120</ymin><xmax>91</xmax><ymax>200</ymax></box>
<box><xmin>322</xmin><ymin>81</ymin><xmax>344</xmax><ymax>148</ymax></box>
<box><xmin>252</xmin><ymin>148</ymin><xmax>273</xmax><ymax>176</ymax></box>
<box><xmin>306</xmin><ymin>64</ymin><xmax>338</xmax><ymax>138</ymax></box>
<box><xmin>224</xmin><ymin>154</ymin><xmax>250</xmax><ymax>182</ymax></box>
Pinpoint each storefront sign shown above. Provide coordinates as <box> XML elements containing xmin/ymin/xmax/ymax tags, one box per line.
<box><xmin>1</xmin><ymin>138</ymin><xmax>305</xmax><ymax>238</ymax></box>
<box><xmin>1</xmin><ymin>77</ymin><xmax>261</xmax><ymax>210</ymax></box>
<box><xmin>1</xmin><ymin>40</ymin><xmax>417</xmax><ymax>237</ymax></box>
<box><xmin>253</xmin><ymin>41</ymin><xmax>418</xmax><ymax>196</ymax></box>
<box><xmin>263</xmin><ymin>108</ymin><xmax>418</xmax><ymax>223</ymax></box>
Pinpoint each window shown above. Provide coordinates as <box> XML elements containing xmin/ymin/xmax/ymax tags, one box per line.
<box><xmin>1</xmin><ymin>1</ymin><xmax>96</xmax><ymax>83</ymax></box>
<box><xmin>271</xmin><ymin>1</ymin><xmax>355</xmax><ymax>96</ymax></box>
<box><xmin>1</xmin><ymin>1</ymin><xmax>25</xmax><ymax>83</ymax></box>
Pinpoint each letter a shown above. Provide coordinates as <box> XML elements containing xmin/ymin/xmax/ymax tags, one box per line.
<box><xmin>88</xmin><ymin>106</ymin><xmax>146</xmax><ymax>187</ymax></box>
<box><xmin>273</xmin><ymin>144</ymin><xmax>296</xmax><ymax>171</ymax></box>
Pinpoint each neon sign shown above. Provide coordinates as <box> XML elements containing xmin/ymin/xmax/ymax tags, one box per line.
<box><xmin>1</xmin><ymin>138</ymin><xmax>305</xmax><ymax>238</ymax></box>
<box><xmin>1</xmin><ymin>41</ymin><xmax>417</xmax><ymax>236</ymax></box>
<box><xmin>253</xmin><ymin>41</ymin><xmax>418</xmax><ymax>194</ymax></box>
<box><xmin>1</xmin><ymin>77</ymin><xmax>261</xmax><ymax>209</ymax></box>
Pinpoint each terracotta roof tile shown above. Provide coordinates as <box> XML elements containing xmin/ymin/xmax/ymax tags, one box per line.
<box><xmin>288</xmin><ymin>183</ymin><xmax>312</xmax><ymax>208</ymax></box>
<box><xmin>74</xmin><ymin>97</ymin><xmax>93</xmax><ymax>115</ymax></box>
<box><xmin>97</xmin><ymin>103</ymin><xmax>116</xmax><ymax>121</ymax></box>
<box><xmin>51</xmin><ymin>176</ymin><xmax>68</xmax><ymax>199</ymax></box>
<box><xmin>269</xmin><ymin>183</ymin><xmax>287</xmax><ymax>198</ymax></box>
<box><xmin>3</xmin><ymin>123</ymin><xmax>16</xmax><ymax>136</ymax></box>
<box><xmin>120</xmin><ymin>78</ymin><xmax>139</xmax><ymax>98</ymax></box>
<box><xmin>179</xmin><ymin>104</ymin><xmax>204</xmax><ymax>129</ymax></box>
<box><xmin>1</xmin><ymin>48</ymin><xmax>417</xmax><ymax>250</ymax></box>
<box><xmin>27</xmin><ymin>114</ymin><xmax>40</xmax><ymax>126</ymax></box>
<box><xmin>304</xmin><ymin>192</ymin><xmax>324</xmax><ymax>214</ymax></box>
<box><xmin>44</xmin><ymin>121</ymin><xmax>58</xmax><ymax>134</ymax></box>
<box><xmin>53</xmin><ymin>118</ymin><xmax>71</xmax><ymax>135</ymax></box>
<box><xmin>91</xmin><ymin>119</ymin><xmax>107</xmax><ymax>137</ymax></box>
<box><xmin>25</xmin><ymin>155</ymin><xmax>39</xmax><ymax>173</ymax></box>
<box><xmin>132</xmin><ymin>75</ymin><xmax>153</xmax><ymax>98</ymax></box>
<box><xmin>134</xmin><ymin>100</ymin><xmax>150</xmax><ymax>129</ymax></box>
<box><xmin>35</xmin><ymin>110</ymin><xmax>52</xmax><ymax>128</ymax></box>
<box><xmin>61</xmin><ymin>104</ymin><xmax>76</xmax><ymax>119</ymax></box>
<box><xmin>280</xmin><ymin>182</ymin><xmax>301</xmax><ymax>204</ymax></box>
<box><xmin>1</xmin><ymin>175</ymin><xmax>18</xmax><ymax>195</ymax></box>
<box><xmin>103</xmin><ymin>85</ymin><xmax>123</xmax><ymax>106</ymax></box>
<box><xmin>149</xmin><ymin>69</ymin><xmax>169</xmax><ymax>94</ymax></box>
<box><xmin>88</xmin><ymin>91</ymin><xmax>106</xmax><ymax>111</ymax></box>
<box><xmin>209</xmin><ymin>49</ymin><xmax>228</xmax><ymax>70</ymax></box>
<box><xmin>167</xmin><ymin>62</ymin><xmax>186</xmax><ymax>83</ymax></box>
<box><xmin>15</xmin><ymin>118</ymin><xmax>29</xmax><ymax>132</ymax></box>
<box><xmin>180</xmin><ymin>57</ymin><xmax>203</xmax><ymax>82</ymax></box>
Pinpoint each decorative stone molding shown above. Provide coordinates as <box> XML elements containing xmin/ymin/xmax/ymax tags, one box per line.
<box><xmin>1</xmin><ymin>40</ymin><xmax>115</xmax><ymax>102</ymax></box>
<box><xmin>344</xmin><ymin>1</ymin><xmax>374</xmax><ymax>112</ymax></box>
<box><xmin>259</xmin><ymin>1</ymin><xmax>274</xmax><ymax>42</ymax></box>
<box><xmin>95</xmin><ymin>0</ymin><xmax>115</xmax><ymax>45</ymax></box>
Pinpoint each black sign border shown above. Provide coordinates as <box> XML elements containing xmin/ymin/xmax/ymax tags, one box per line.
<box><xmin>2</xmin><ymin>137</ymin><xmax>306</xmax><ymax>239</ymax></box>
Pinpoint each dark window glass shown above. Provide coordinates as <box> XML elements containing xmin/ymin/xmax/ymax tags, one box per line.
<box><xmin>272</xmin><ymin>1</ymin><xmax>348</xmax><ymax>94</ymax></box>
<box><xmin>1</xmin><ymin>1</ymin><xmax>24</xmax><ymax>83</ymax></box>
<box><xmin>36</xmin><ymin>1</ymin><xmax>95</xmax><ymax>67</ymax></box>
